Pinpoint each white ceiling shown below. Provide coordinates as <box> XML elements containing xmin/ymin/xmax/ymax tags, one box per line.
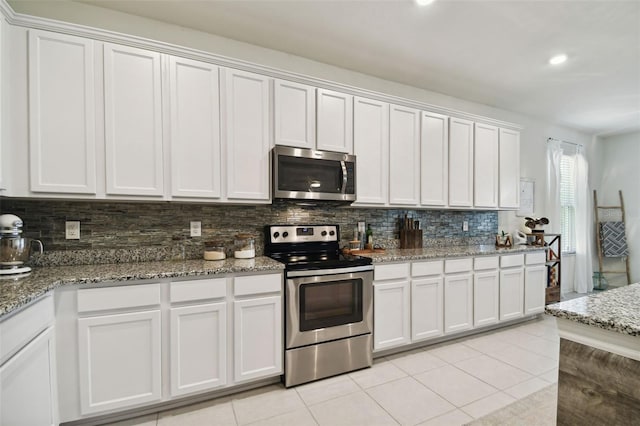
<box><xmin>75</xmin><ymin>0</ymin><xmax>640</xmax><ymax>136</ymax></box>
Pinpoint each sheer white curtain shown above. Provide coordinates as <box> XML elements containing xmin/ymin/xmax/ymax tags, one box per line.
<box><xmin>574</xmin><ymin>145</ymin><xmax>593</xmax><ymax>293</ymax></box>
<box><xmin>547</xmin><ymin>139</ymin><xmax>593</xmax><ymax>293</ymax></box>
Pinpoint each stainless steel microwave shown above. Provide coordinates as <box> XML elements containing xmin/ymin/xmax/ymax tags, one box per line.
<box><xmin>272</xmin><ymin>146</ymin><xmax>356</xmax><ymax>202</ymax></box>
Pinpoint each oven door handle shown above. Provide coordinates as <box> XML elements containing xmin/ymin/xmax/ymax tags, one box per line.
<box><xmin>287</xmin><ymin>265</ymin><xmax>373</xmax><ymax>278</ymax></box>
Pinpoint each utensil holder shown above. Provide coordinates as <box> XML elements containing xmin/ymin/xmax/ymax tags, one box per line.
<box><xmin>400</xmin><ymin>230</ymin><xmax>423</xmax><ymax>249</ymax></box>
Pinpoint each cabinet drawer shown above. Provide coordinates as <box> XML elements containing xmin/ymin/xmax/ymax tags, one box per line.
<box><xmin>411</xmin><ymin>260</ymin><xmax>443</xmax><ymax>277</ymax></box>
<box><xmin>78</xmin><ymin>283</ymin><xmax>161</xmax><ymax>313</ymax></box>
<box><xmin>474</xmin><ymin>256</ymin><xmax>499</xmax><ymax>271</ymax></box>
<box><xmin>170</xmin><ymin>278</ymin><xmax>227</xmax><ymax>303</ymax></box>
<box><xmin>234</xmin><ymin>273</ymin><xmax>282</xmax><ymax>297</ymax></box>
<box><xmin>375</xmin><ymin>263</ymin><xmax>410</xmax><ymax>281</ymax></box>
<box><xmin>444</xmin><ymin>258</ymin><xmax>473</xmax><ymax>274</ymax></box>
<box><xmin>0</xmin><ymin>296</ymin><xmax>54</xmax><ymax>364</ymax></box>
<box><xmin>501</xmin><ymin>254</ymin><xmax>524</xmax><ymax>268</ymax></box>
<box><xmin>526</xmin><ymin>251</ymin><xmax>546</xmax><ymax>265</ymax></box>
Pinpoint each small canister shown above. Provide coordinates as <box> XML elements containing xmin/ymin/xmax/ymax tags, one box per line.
<box><xmin>234</xmin><ymin>234</ymin><xmax>255</xmax><ymax>259</ymax></box>
<box><xmin>204</xmin><ymin>240</ymin><xmax>226</xmax><ymax>261</ymax></box>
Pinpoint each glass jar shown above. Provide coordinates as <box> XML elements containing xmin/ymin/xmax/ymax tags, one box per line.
<box><xmin>204</xmin><ymin>240</ymin><xmax>226</xmax><ymax>261</ymax></box>
<box><xmin>234</xmin><ymin>234</ymin><xmax>255</xmax><ymax>259</ymax></box>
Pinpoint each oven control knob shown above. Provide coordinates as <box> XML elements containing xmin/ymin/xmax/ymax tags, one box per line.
<box><xmin>321</xmin><ymin>231</ymin><xmax>327</xmax><ymax>236</ymax></box>
<box><xmin>329</xmin><ymin>230</ymin><xmax>335</xmax><ymax>236</ymax></box>
<box><xmin>273</xmin><ymin>232</ymin><xmax>280</xmax><ymax>239</ymax></box>
<box><xmin>283</xmin><ymin>232</ymin><xmax>289</xmax><ymax>238</ymax></box>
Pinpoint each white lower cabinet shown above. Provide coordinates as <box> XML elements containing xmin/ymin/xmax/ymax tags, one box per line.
<box><xmin>78</xmin><ymin>310</ymin><xmax>162</xmax><ymax>414</ymax></box>
<box><xmin>524</xmin><ymin>252</ymin><xmax>547</xmax><ymax>315</ymax></box>
<box><xmin>444</xmin><ymin>273</ymin><xmax>473</xmax><ymax>334</ymax></box>
<box><xmin>233</xmin><ymin>296</ymin><xmax>282</xmax><ymax>382</ymax></box>
<box><xmin>373</xmin><ymin>279</ymin><xmax>411</xmax><ymax>350</ymax></box>
<box><xmin>411</xmin><ymin>276</ymin><xmax>444</xmax><ymax>341</ymax></box>
<box><xmin>473</xmin><ymin>256</ymin><xmax>500</xmax><ymax>328</ymax></box>
<box><xmin>500</xmin><ymin>255</ymin><xmax>525</xmax><ymax>321</ymax></box>
<box><xmin>0</xmin><ymin>297</ymin><xmax>58</xmax><ymax>426</ymax></box>
<box><xmin>170</xmin><ymin>302</ymin><xmax>227</xmax><ymax>396</ymax></box>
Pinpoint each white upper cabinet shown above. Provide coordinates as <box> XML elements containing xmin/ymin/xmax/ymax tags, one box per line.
<box><xmin>223</xmin><ymin>68</ymin><xmax>271</xmax><ymax>201</ymax></box>
<box><xmin>353</xmin><ymin>97</ymin><xmax>389</xmax><ymax>205</ymax></box>
<box><xmin>28</xmin><ymin>30</ymin><xmax>97</xmax><ymax>194</ymax></box>
<box><xmin>274</xmin><ymin>80</ymin><xmax>315</xmax><ymax>149</ymax></box>
<box><xmin>104</xmin><ymin>43</ymin><xmax>164</xmax><ymax>196</ymax></box>
<box><xmin>316</xmin><ymin>88</ymin><xmax>353</xmax><ymax>153</ymax></box>
<box><xmin>169</xmin><ymin>57</ymin><xmax>221</xmax><ymax>199</ymax></box>
<box><xmin>473</xmin><ymin>123</ymin><xmax>499</xmax><ymax>208</ymax></box>
<box><xmin>449</xmin><ymin>118</ymin><xmax>474</xmax><ymax>207</ymax></box>
<box><xmin>389</xmin><ymin>104</ymin><xmax>420</xmax><ymax>206</ymax></box>
<box><xmin>420</xmin><ymin>112</ymin><xmax>448</xmax><ymax>207</ymax></box>
<box><xmin>499</xmin><ymin>128</ymin><xmax>520</xmax><ymax>209</ymax></box>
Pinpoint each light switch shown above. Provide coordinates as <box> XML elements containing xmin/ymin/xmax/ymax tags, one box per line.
<box><xmin>463</xmin><ymin>221</ymin><xmax>469</xmax><ymax>232</ymax></box>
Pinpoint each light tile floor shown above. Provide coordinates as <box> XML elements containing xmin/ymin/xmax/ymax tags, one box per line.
<box><xmin>107</xmin><ymin>315</ymin><xmax>560</xmax><ymax>426</ymax></box>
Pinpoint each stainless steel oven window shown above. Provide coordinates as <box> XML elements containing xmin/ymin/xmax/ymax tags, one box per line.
<box><xmin>299</xmin><ymin>279</ymin><xmax>363</xmax><ymax>331</ymax></box>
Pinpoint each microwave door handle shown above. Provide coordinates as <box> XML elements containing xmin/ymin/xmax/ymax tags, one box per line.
<box><xmin>340</xmin><ymin>160</ymin><xmax>348</xmax><ymax>194</ymax></box>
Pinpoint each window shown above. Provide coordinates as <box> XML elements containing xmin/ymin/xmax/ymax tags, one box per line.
<box><xmin>560</xmin><ymin>151</ymin><xmax>576</xmax><ymax>253</ymax></box>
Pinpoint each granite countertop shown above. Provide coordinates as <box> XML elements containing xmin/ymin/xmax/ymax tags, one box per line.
<box><xmin>1</xmin><ymin>245</ymin><xmax>545</xmax><ymax>320</ymax></box>
<box><xmin>0</xmin><ymin>257</ymin><xmax>284</xmax><ymax>319</ymax></box>
<box><xmin>545</xmin><ymin>283</ymin><xmax>640</xmax><ymax>336</ymax></box>
<box><xmin>364</xmin><ymin>244</ymin><xmax>546</xmax><ymax>263</ymax></box>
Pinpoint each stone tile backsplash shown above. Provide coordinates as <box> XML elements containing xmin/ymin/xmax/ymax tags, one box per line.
<box><xmin>2</xmin><ymin>198</ymin><xmax>498</xmax><ymax>266</ymax></box>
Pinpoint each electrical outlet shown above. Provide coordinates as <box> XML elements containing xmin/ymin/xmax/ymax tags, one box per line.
<box><xmin>66</xmin><ymin>221</ymin><xmax>80</xmax><ymax>240</ymax></box>
<box><xmin>190</xmin><ymin>221</ymin><xmax>202</xmax><ymax>237</ymax></box>
<box><xmin>463</xmin><ymin>220</ymin><xmax>469</xmax><ymax>232</ymax></box>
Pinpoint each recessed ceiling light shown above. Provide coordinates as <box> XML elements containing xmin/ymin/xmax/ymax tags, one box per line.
<box><xmin>416</xmin><ymin>0</ymin><xmax>435</xmax><ymax>6</ymax></box>
<box><xmin>549</xmin><ymin>54</ymin><xmax>568</xmax><ymax>65</ymax></box>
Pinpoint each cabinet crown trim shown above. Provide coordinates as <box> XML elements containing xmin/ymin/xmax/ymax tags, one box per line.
<box><xmin>1</xmin><ymin>2</ymin><xmax>522</xmax><ymax>131</ymax></box>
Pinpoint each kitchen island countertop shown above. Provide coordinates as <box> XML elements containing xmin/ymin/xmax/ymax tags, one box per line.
<box><xmin>0</xmin><ymin>257</ymin><xmax>284</xmax><ymax>319</ymax></box>
<box><xmin>545</xmin><ymin>283</ymin><xmax>640</xmax><ymax>337</ymax></box>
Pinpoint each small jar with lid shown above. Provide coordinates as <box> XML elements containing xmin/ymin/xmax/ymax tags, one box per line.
<box><xmin>234</xmin><ymin>234</ymin><xmax>255</xmax><ymax>259</ymax></box>
<box><xmin>204</xmin><ymin>241</ymin><xmax>226</xmax><ymax>261</ymax></box>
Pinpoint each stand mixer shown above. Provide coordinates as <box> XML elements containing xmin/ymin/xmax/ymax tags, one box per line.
<box><xmin>0</xmin><ymin>214</ymin><xmax>43</xmax><ymax>275</ymax></box>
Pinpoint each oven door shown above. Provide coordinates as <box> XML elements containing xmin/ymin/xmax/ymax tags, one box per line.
<box><xmin>286</xmin><ymin>267</ymin><xmax>373</xmax><ymax>349</ymax></box>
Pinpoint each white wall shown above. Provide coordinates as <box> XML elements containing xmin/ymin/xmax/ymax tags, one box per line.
<box><xmin>8</xmin><ymin>0</ymin><xmax>598</xmax><ymax>290</ymax></box>
<box><xmin>595</xmin><ymin>131</ymin><xmax>639</xmax><ymax>285</ymax></box>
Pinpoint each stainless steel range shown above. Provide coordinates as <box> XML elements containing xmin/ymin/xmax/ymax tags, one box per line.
<box><xmin>264</xmin><ymin>224</ymin><xmax>374</xmax><ymax>387</ymax></box>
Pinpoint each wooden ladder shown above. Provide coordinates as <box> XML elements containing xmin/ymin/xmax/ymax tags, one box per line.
<box><xmin>593</xmin><ymin>190</ymin><xmax>631</xmax><ymax>285</ymax></box>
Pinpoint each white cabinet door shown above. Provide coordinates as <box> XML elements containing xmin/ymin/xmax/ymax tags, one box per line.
<box><xmin>449</xmin><ymin>118</ymin><xmax>474</xmax><ymax>207</ymax></box>
<box><xmin>444</xmin><ymin>273</ymin><xmax>473</xmax><ymax>334</ymax></box>
<box><xmin>411</xmin><ymin>276</ymin><xmax>444</xmax><ymax>341</ymax></box>
<box><xmin>169</xmin><ymin>56</ymin><xmax>221</xmax><ymax>199</ymax></box>
<box><xmin>524</xmin><ymin>265</ymin><xmax>546</xmax><ymax>315</ymax></box>
<box><xmin>500</xmin><ymin>268</ymin><xmax>524</xmax><ymax>321</ymax></box>
<box><xmin>104</xmin><ymin>43</ymin><xmax>164</xmax><ymax>196</ymax></box>
<box><xmin>499</xmin><ymin>128</ymin><xmax>520</xmax><ymax>209</ymax></box>
<box><xmin>274</xmin><ymin>80</ymin><xmax>315</xmax><ymax>149</ymax></box>
<box><xmin>353</xmin><ymin>96</ymin><xmax>389</xmax><ymax>205</ymax></box>
<box><xmin>473</xmin><ymin>270</ymin><xmax>499</xmax><ymax>327</ymax></box>
<box><xmin>233</xmin><ymin>296</ymin><xmax>282</xmax><ymax>382</ymax></box>
<box><xmin>170</xmin><ymin>302</ymin><xmax>227</xmax><ymax>397</ymax></box>
<box><xmin>316</xmin><ymin>88</ymin><xmax>353</xmax><ymax>153</ymax></box>
<box><xmin>421</xmin><ymin>112</ymin><xmax>448</xmax><ymax>207</ymax></box>
<box><xmin>473</xmin><ymin>123</ymin><xmax>499</xmax><ymax>208</ymax></box>
<box><xmin>373</xmin><ymin>280</ymin><xmax>411</xmax><ymax>350</ymax></box>
<box><xmin>28</xmin><ymin>30</ymin><xmax>96</xmax><ymax>194</ymax></box>
<box><xmin>223</xmin><ymin>68</ymin><xmax>271</xmax><ymax>201</ymax></box>
<box><xmin>0</xmin><ymin>327</ymin><xmax>57</xmax><ymax>426</ymax></box>
<box><xmin>78</xmin><ymin>310</ymin><xmax>161</xmax><ymax>414</ymax></box>
<box><xmin>389</xmin><ymin>104</ymin><xmax>420</xmax><ymax>206</ymax></box>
